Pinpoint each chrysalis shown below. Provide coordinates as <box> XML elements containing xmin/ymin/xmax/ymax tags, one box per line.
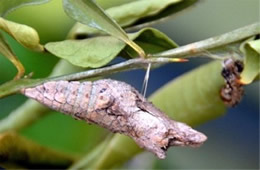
<box><xmin>220</xmin><ymin>59</ymin><xmax>244</xmax><ymax>107</ymax></box>
<box><xmin>21</xmin><ymin>79</ymin><xmax>207</xmax><ymax>159</ymax></box>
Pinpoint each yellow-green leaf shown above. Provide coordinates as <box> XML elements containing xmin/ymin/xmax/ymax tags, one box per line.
<box><xmin>46</xmin><ymin>36</ymin><xmax>125</xmax><ymax>68</ymax></box>
<box><xmin>0</xmin><ymin>17</ymin><xmax>43</xmax><ymax>51</ymax></box>
<box><xmin>240</xmin><ymin>39</ymin><xmax>260</xmax><ymax>84</ymax></box>
<box><xmin>106</xmin><ymin>0</ymin><xmax>182</xmax><ymax>27</ymax></box>
<box><xmin>45</xmin><ymin>28</ymin><xmax>177</xmax><ymax>68</ymax></box>
<box><xmin>95</xmin><ymin>0</ymin><xmax>134</xmax><ymax>10</ymax></box>
<box><xmin>63</xmin><ymin>0</ymin><xmax>145</xmax><ymax>58</ymax></box>
<box><xmin>126</xmin><ymin>0</ymin><xmax>198</xmax><ymax>30</ymax></box>
<box><xmin>0</xmin><ymin>0</ymin><xmax>50</xmax><ymax>16</ymax></box>
<box><xmin>0</xmin><ymin>33</ymin><xmax>25</xmax><ymax>79</ymax></box>
<box><xmin>68</xmin><ymin>0</ymin><xmax>198</xmax><ymax>38</ymax></box>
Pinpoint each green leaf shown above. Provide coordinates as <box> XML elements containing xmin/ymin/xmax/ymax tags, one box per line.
<box><xmin>45</xmin><ymin>27</ymin><xmax>177</xmax><ymax>68</ymax></box>
<box><xmin>72</xmin><ymin>61</ymin><xmax>228</xmax><ymax>169</ymax></box>
<box><xmin>0</xmin><ymin>0</ymin><xmax>50</xmax><ymax>16</ymax></box>
<box><xmin>95</xmin><ymin>0</ymin><xmax>135</xmax><ymax>10</ymax></box>
<box><xmin>63</xmin><ymin>0</ymin><xmax>145</xmax><ymax>58</ymax></box>
<box><xmin>68</xmin><ymin>0</ymin><xmax>198</xmax><ymax>38</ymax></box>
<box><xmin>0</xmin><ymin>33</ymin><xmax>25</xmax><ymax>79</ymax></box>
<box><xmin>46</xmin><ymin>36</ymin><xmax>124</xmax><ymax>68</ymax></box>
<box><xmin>126</xmin><ymin>0</ymin><xmax>198</xmax><ymax>30</ymax></box>
<box><xmin>0</xmin><ymin>17</ymin><xmax>43</xmax><ymax>51</ymax></box>
<box><xmin>69</xmin><ymin>134</ymin><xmax>114</xmax><ymax>169</ymax></box>
<box><xmin>126</xmin><ymin>28</ymin><xmax>178</xmax><ymax>57</ymax></box>
<box><xmin>101</xmin><ymin>0</ymin><xmax>183</xmax><ymax>28</ymax></box>
<box><xmin>240</xmin><ymin>39</ymin><xmax>260</xmax><ymax>84</ymax></box>
<box><xmin>68</xmin><ymin>134</ymin><xmax>141</xmax><ymax>169</ymax></box>
<box><xmin>89</xmin><ymin>135</ymin><xmax>141</xmax><ymax>169</ymax></box>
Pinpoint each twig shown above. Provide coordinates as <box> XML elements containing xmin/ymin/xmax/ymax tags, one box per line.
<box><xmin>151</xmin><ymin>23</ymin><xmax>259</xmax><ymax>58</ymax></box>
<box><xmin>48</xmin><ymin>58</ymin><xmax>185</xmax><ymax>82</ymax></box>
<box><xmin>0</xmin><ymin>58</ymin><xmax>185</xmax><ymax>98</ymax></box>
<box><xmin>0</xmin><ymin>23</ymin><xmax>258</xmax><ymax>98</ymax></box>
<box><xmin>48</xmin><ymin>23</ymin><xmax>259</xmax><ymax>81</ymax></box>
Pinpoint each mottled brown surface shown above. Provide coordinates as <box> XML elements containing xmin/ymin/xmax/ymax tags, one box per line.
<box><xmin>220</xmin><ymin>59</ymin><xmax>244</xmax><ymax>107</ymax></box>
<box><xmin>21</xmin><ymin>79</ymin><xmax>207</xmax><ymax>159</ymax></box>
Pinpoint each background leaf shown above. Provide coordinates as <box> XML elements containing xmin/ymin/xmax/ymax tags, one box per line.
<box><xmin>68</xmin><ymin>0</ymin><xmax>198</xmax><ymax>38</ymax></box>
<box><xmin>126</xmin><ymin>0</ymin><xmax>198</xmax><ymax>30</ymax></box>
<box><xmin>150</xmin><ymin>61</ymin><xmax>226</xmax><ymax>126</ymax></box>
<box><xmin>0</xmin><ymin>0</ymin><xmax>50</xmax><ymax>16</ymax></box>
<box><xmin>0</xmin><ymin>17</ymin><xmax>43</xmax><ymax>51</ymax></box>
<box><xmin>0</xmin><ymin>132</ymin><xmax>75</xmax><ymax>169</ymax></box>
<box><xmin>45</xmin><ymin>28</ymin><xmax>177</xmax><ymax>68</ymax></box>
<box><xmin>105</xmin><ymin>0</ymin><xmax>182</xmax><ymax>27</ymax></box>
<box><xmin>240</xmin><ymin>39</ymin><xmax>260</xmax><ymax>84</ymax></box>
<box><xmin>0</xmin><ymin>33</ymin><xmax>25</xmax><ymax>79</ymax></box>
<box><xmin>95</xmin><ymin>0</ymin><xmax>135</xmax><ymax>10</ymax></box>
<box><xmin>88</xmin><ymin>135</ymin><xmax>141</xmax><ymax>169</ymax></box>
<box><xmin>63</xmin><ymin>0</ymin><xmax>145</xmax><ymax>57</ymax></box>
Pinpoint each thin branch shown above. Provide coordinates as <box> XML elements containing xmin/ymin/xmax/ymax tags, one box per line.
<box><xmin>48</xmin><ymin>58</ymin><xmax>185</xmax><ymax>82</ymax></box>
<box><xmin>49</xmin><ymin>23</ymin><xmax>259</xmax><ymax>81</ymax></box>
<box><xmin>0</xmin><ymin>23</ymin><xmax>258</xmax><ymax>98</ymax></box>
<box><xmin>151</xmin><ymin>23</ymin><xmax>259</xmax><ymax>58</ymax></box>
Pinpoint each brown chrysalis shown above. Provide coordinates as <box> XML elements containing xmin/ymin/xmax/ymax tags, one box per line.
<box><xmin>21</xmin><ymin>79</ymin><xmax>207</xmax><ymax>159</ymax></box>
<box><xmin>220</xmin><ymin>59</ymin><xmax>244</xmax><ymax>107</ymax></box>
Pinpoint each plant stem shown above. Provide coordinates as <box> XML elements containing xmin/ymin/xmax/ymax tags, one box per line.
<box><xmin>48</xmin><ymin>58</ymin><xmax>185</xmax><ymax>81</ymax></box>
<box><xmin>0</xmin><ymin>58</ymin><xmax>185</xmax><ymax>98</ymax></box>
<box><xmin>49</xmin><ymin>23</ymin><xmax>259</xmax><ymax>81</ymax></box>
<box><xmin>151</xmin><ymin>22</ymin><xmax>259</xmax><ymax>58</ymax></box>
<box><xmin>0</xmin><ymin>23</ymin><xmax>259</xmax><ymax>98</ymax></box>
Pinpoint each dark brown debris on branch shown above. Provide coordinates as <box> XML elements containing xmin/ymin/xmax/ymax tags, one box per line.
<box><xmin>21</xmin><ymin>79</ymin><xmax>207</xmax><ymax>159</ymax></box>
<box><xmin>220</xmin><ymin>58</ymin><xmax>244</xmax><ymax>107</ymax></box>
